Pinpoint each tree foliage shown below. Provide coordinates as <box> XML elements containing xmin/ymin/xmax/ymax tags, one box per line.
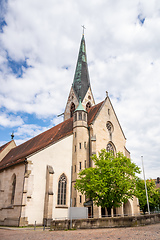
<box><xmin>136</xmin><ymin>178</ymin><xmax>160</xmax><ymax>214</ymax></box>
<box><xmin>75</xmin><ymin>150</ymin><xmax>140</xmax><ymax>213</ymax></box>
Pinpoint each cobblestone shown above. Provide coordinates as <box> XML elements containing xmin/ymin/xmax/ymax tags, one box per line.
<box><xmin>0</xmin><ymin>223</ymin><xmax>160</xmax><ymax>240</ymax></box>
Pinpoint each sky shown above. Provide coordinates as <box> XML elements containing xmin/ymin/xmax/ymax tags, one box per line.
<box><xmin>0</xmin><ymin>0</ymin><xmax>160</xmax><ymax>179</ymax></box>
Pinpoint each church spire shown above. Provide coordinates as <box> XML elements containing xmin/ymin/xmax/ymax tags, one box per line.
<box><xmin>64</xmin><ymin>33</ymin><xmax>95</xmax><ymax>121</ymax></box>
<box><xmin>72</xmin><ymin>34</ymin><xmax>91</xmax><ymax>102</ymax></box>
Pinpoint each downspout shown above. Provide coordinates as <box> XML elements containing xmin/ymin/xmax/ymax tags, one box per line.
<box><xmin>87</xmin><ymin>126</ymin><xmax>91</xmax><ymax>167</ymax></box>
<box><xmin>70</xmin><ymin>165</ymin><xmax>73</xmax><ymax>207</ymax></box>
<box><xmin>87</xmin><ymin>125</ymin><xmax>93</xmax><ymax>217</ymax></box>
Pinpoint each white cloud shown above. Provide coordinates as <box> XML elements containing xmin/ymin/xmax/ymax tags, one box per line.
<box><xmin>0</xmin><ymin>0</ymin><xmax>160</xmax><ymax>179</ymax></box>
<box><xmin>0</xmin><ymin>113</ymin><xmax>24</xmax><ymax>127</ymax></box>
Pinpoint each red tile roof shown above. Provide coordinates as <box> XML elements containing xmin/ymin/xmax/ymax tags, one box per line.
<box><xmin>0</xmin><ymin>101</ymin><xmax>104</xmax><ymax>171</ymax></box>
<box><xmin>88</xmin><ymin>100</ymin><xmax>104</xmax><ymax>125</ymax></box>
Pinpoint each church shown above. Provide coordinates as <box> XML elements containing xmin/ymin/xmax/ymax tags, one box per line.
<box><xmin>0</xmin><ymin>33</ymin><xmax>140</xmax><ymax>226</ymax></box>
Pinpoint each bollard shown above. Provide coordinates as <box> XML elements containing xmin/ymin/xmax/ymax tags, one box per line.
<box><xmin>43</xmin><ymin>223</ymin><xmax>45</xmax><ymax>231</ymax></box>
<box><xmin>34</xmin><ymin>221</ymin><xmax>36</xmax><ymax>230</ymax></box>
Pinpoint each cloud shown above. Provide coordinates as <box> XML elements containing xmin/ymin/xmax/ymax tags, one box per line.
<box><xmin>0</xmin><ymin>112</ymin><xmax>24</xmax><ymax>127</ymax></box>
<box><xmin>0</xmin><ymin>0</ymin><xmax>160</xmax><ymax>179</ymax></box>
<box><xmin>14</xmin><ymin>123</ymin><xmax>48</xmax><ymax>145</ymax></box>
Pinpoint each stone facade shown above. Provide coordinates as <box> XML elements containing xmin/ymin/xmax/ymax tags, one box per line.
<box><xmin>0</xmin><ymin>163</ymin><xmax>26</xmax><ymax>226</ymax></box>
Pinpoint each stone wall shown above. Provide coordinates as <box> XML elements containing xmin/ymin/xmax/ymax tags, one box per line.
<box><xmin>50</xmin><ymin>214</ymin><xmax>160</xmax><ymax>230</ymax></box>
<box><xmin>0</xmin><ymin>163</ymin><xmax>25</xmax><ymax>226</ymax></box>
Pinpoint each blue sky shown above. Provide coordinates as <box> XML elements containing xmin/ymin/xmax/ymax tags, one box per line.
<box><xmin>0</xmin><ymin>0</ymin><xmax>160</xmax><ymax>179</ymax></box>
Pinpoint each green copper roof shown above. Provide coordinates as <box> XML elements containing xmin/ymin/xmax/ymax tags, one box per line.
<box><xmin>75</xmin><ymin>100</ymin><xmax>87</xmax><ymax>112</ymax></box>
<box><xmin>72</xmin><ymin>35</ymin><xmax>90</xmax><ymax>101</ymax></box>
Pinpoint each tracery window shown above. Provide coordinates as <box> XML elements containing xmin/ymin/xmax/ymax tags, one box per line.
<box><xmin>70</xmin><ymin>102</ymin><xmax>75</xmax><ymax>117</ymax></box>
<box><xmin>106</xmin><ymin>142</ymin><xmax>115</xmax><ymax>155</ymax></box>
<box><xmin>11</xmin><ymin>174</ymin><xmax>16</xmax><ymax>205</ymax></box>
<box><xmin>106</xmin><ymin>121</ymin><xmax>114</xmax><ymax>140</ymax></box>
<box><xmin>57</xmin><ymin>174</ymin><xmax>67</xmax><ymax>205</ymax></box>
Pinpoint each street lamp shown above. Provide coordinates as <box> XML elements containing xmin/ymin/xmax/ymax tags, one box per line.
<box><xmin>141</xmin><ymin>156</ymin><xmax>150</xmax><ymax>214</ymax></box>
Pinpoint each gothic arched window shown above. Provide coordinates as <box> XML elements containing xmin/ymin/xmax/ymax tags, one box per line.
<box><xmin>57</xmin><ymin>174</ymin><xmax>67</xmax><ymax>205</ymax></box>
<box><xmin>70</xmin><ymin>102</ymin><xmax>75</xmax><ymax>118</ymax></box>
<box><xmin>106</xmin><ymin>142</ymin><xmax>115</xmax><ymax>155</ymax></box>
<box><xmin>11</xmin><ymin>174</ymin><xmax>16</xmax><ymax>205</ymax></box>
<box><xmin>86</xmin><ymin>102</ymin><xmax>91</xmax><ymax>111</ymax></box>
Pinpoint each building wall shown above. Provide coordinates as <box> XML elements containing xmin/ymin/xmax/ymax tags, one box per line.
<box><xmin>89</xmin><ymin>98</ymin><xmax>139</xmax><ymax>217</ymax></box>
<box><xmin>22</xmin><ymin>135</ymin><xmax>73</xmax><ymax>225</ymax></box>
<box><xmin>0</xmin><ymin>163</ymin><xmax>25</xmax><ymax>226</ymax></box>
<box><xmin>91</xmin><ymin>98</ymin><xmax>126</xmax><ymax>158</ymax></box>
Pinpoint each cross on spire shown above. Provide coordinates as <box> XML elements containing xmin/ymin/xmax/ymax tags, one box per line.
<box><xmin>81</xmin><ymin>25</ymin><xmax>86</xmax><ymax>35</ymax></box>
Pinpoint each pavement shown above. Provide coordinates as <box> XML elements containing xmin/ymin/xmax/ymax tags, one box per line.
<box><xmin>0</xmin><ymin>223</ymin><xmax>160</xmax><ymax>240</ymax></box>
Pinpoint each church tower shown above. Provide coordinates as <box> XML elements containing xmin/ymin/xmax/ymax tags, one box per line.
<box><xmin>64</xmin><ymin>34</ymin><xmax>95</xmax><ymax>121</ymax></box>
<box><xmin>72</xmin><ymin>100</ymin><xmax>89</xmax><ymax>207</ymax></box>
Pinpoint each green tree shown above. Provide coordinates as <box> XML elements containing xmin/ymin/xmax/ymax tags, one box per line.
<box><xmin>136</xmin><ymin>178</ymin><xmax>160</xmax><ymax>214</ymax></box>
<box><xmin>75</xmin><ymin>149</ymin><xmax>140</xmax><ymax>216</ymax></box>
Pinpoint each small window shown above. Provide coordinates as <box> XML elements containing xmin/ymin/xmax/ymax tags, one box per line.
<box><xmin>74</xmin><ymin>112</ymin><xmax>77</xmax><ymax>122</ymax></box>
<box><xmin>79</xmin><ymin>112</ymin><xmax>82</xmax><ymax>120</ymax></box>
<box><xmin>84</xmin><ymin>142</ymin><xmax>86</xmax><ymax>149</ymax></box>
<box><xmin>75</xmin><ymin>132</ymin><xmax>76</xmax><ymax>138</ymax></box>
<box><xmin>85</xmin><ymin>160</ymin><xmax>87</xmax><ymax>168</ymax></box>
<box><xmin>84</xmin><ymin>113</ymin><xmax>86</xmax><ymax>121</ymax></box>
<box><xmin>80</xmin><ymin>195</ymin><xmax>82</xmax><ymax>203</ymax></box>
<box><xmin>70</xmin><ymin>102</ymin><xmax>75</xmax><ymax>118</ymax></box>
<box><xmin>79</xmin><ymin>162</ymin><xmax>82</xmax><ymax>170</ymax></box>
<box><xmin>86</xmin><ymin>102</ymin><xmax>91</xmax><ymax>111</ymax></box>
<box><xmin>108</xmin><ymin>109</ymin><xmax>110</xmax><ymax>115</ymax></box>
<box><xmin>74</xmin><ymin>197</ymin><xmax>76</xmax><ymax>207</ymax></box>
<box><xmin>11</xmin><ymin>174</ymin><xmax>16</xmax><ymax>205</ymax></box>
<box><xmin>75</xmin><ymin>165</ymin><xmax>76</xmax><ymax>172</ymax></box>
<box><xmin>79</xmin><ymin>143</ymin><xmax>81</xmax><ymax>149</ymax></box>
<box><xmin>75</xmin><ymin>145</ymin><xmax>76</xmax><ymax>152</ymax></box>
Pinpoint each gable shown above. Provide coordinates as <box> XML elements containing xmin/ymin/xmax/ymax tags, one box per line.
<box><xmin>90</xmin><ymin>97</ymin><xmax>127</xmax><ymax>154</ymax></box>
<box><xmin>90</xmin><ymin>97</ymin><xmax>126</xmax><ymax>139</ymax></box>
<box><xmin>0</xmin><ymin>140</ymin><xmax>16</xmax><ymax>162</ymax></box>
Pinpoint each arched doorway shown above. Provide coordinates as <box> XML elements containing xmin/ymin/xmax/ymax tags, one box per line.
<box><xmin>123</xmin><ymin>200</ymin><xmax>132</xmax><ymax>216</ymax></box>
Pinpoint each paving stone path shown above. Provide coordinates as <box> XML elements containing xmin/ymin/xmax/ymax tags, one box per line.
<box><xmin>0</xmin><ymin>223</ymin><xmax>160</xmax><ymax>240</ymax></box>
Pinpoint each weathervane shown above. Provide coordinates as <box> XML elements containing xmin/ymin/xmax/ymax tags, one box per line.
<box><xmin>81</xmin><ymin>25</ymin><xmax>86</xmax><ymax>35</ymax></box>
<box><xmin>11</xmin><ymin>131</ymin><xmax>14</xmax><ymax>140</ymax></box>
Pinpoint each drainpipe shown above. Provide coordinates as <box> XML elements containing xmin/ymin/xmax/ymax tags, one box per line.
<box><xmin>88</xmin><ymin>126</ymin><xmax>91</xmax><ymax>167</ymax></box>
<box><xmin>87</xmin><ymin>126</ymin><xmax>93</xmax><ymax>217</ymax></box>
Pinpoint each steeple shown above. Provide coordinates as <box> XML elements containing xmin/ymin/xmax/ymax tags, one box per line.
<box><xmin>72</xmin><ymin>34</ymin><xmax>90</xmax><ymax>102</ymax></box>
<box><xmin>64</xmin><ymin>33</ymin><xmax>95</xmax><ymax>121</ymax></box>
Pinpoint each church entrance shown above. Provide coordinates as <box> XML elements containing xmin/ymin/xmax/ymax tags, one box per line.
<box><xmin>84</xmin><ymin>200</ymin><xmax>93</xmax><ymax>218</ymax></box>
<box><xmin>123</xmin><ymin>200</ymin><xmax>132</xmax><ymax>216</ymax></box>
